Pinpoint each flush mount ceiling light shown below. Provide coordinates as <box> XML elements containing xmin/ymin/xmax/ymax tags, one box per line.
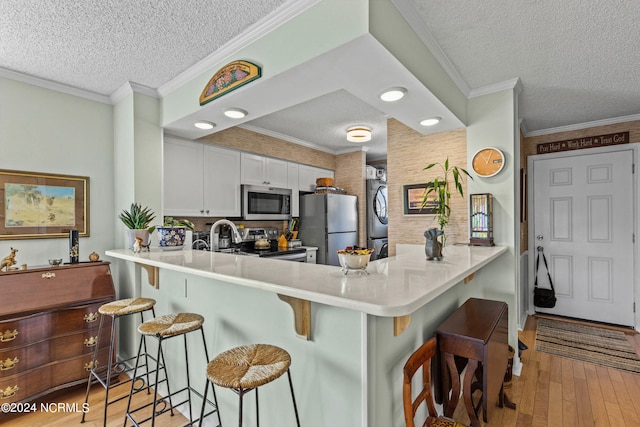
<box><xmin>346</xmin><ymin>126</ymin><xmax>372</xmax><ymax>143</ymax></box>
<box><xmin>420</xmin><ymin>116</ymin><xmax>441</xmax><ymax>127</ymax></box>
<box><xmin>194</xmin><ymin>121</ymin><xmax>215</xmax><ymax>130</ymax></box>
<box><xmin>223</xmin><ymin>108</ymin><xmax>248</xmax><ymax>119</ymax></box>
<box><xmin>379</xmin><ymin>87</ymin><xmax>407</xmax><ymax>102</ymax></box>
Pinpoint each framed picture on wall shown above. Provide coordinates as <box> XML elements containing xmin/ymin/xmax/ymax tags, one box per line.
<box><xmin>0</xmin><ymin>170</ymin><xmax>90</xmax><ymax>239</ymax></box>
<box><xmin>403</xmin><ymin>183</ymin><xmax>437</xmax><ymax>215</ymax></box>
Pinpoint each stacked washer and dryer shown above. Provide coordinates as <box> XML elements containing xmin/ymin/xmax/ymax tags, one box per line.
<box><xmin>366</xmin><ymin>166</ymin><xmax>388</xmax><ymax>260</ymax></box>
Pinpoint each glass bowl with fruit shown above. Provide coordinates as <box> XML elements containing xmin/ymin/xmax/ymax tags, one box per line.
<box><xmin>337</xmin><ymin>247</ymin><xmax>374</xmax><ymax>274</ymax></box>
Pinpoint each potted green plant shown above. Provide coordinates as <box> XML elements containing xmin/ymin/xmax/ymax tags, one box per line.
<box><xmin>156</xmin><ymin>217</ymin><xmax>195</xmax><ymax>248</ymax></box>
<box><xmin>421</xmin><ymin>158</ymin><xmax>472</xmax><ymax>258</ymax></box>
<box><xmin>119</xmin><ymin>203</ymin><xmax>156</xmax><ymax>250</ymax></box>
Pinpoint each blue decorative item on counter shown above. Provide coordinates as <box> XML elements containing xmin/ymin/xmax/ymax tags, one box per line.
<box><xmin>157</xmin><ymin>226</ymin><xmax>186</xmax><ymax>248</ymax></box>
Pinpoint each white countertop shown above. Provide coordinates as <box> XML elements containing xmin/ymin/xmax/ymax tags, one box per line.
<box><xmin>106</xmin><ymin>244</ymin><xmax>507</xmax><ymax>317</ymax></box>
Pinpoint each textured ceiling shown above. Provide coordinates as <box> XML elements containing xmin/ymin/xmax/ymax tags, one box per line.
<box><xmin>0</xmin><ymin>0</ymin><xmax>288</xmax><ymax>94</ymax></box>
<box><xmin>1</xmin><ymin>0</ymin><xmax>639</xmax><ymax>159</ymax></box>
<box><xmin>409</xmin><ymin>0</ymin><xmax>640</xmax><ymax>133</ymax></box>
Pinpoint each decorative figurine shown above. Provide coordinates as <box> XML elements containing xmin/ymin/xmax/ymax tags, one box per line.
<box><xmin>89</xmin><ymin>251</ymin><xmax>100</xmax><ymax>262</ymax></box>
<box><xmin>424</xmin><ymin>228</ymin><xmax>444</xmax><ymax>261</ymax></box>
<box><xmin>133</xmin><ymin>237</ymin><xmax>143</xmax><ymax>253</ymax></box>
<box><xmin>69</xmin><ymin>230</ymin><xmax>79</xmax><ymax>264</ymax></box>
<box><xmin>0</xmin><ymin>248</ymin><xmax>19</xmax><ymax>272</ymax></box>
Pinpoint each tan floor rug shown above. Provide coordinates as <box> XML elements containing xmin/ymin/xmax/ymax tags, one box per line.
<box><xmin>535</xmin><ymin>317</ymin><xmax>640</xmax><ymax>373</ymax></box>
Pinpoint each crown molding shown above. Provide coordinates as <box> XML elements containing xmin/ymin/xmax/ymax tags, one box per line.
<box><xmin>391</xmin><ymin>0</ymin><xmax>471</xmax><ymax>97</ymax></box>
<box><xmin>525</xmin><ymin>113</ymin><xmax>640</xmax><ymax>137</ymax></box>
<box><xmin>110</xmin><ymin>81</ymin><xmax>160</xmax><ymax>104</ymax></box>
<box><xmin>240</xmin><ymin>123</ymin><xmax>337</xmax><ymax>155</ymax></box>
<box><xmin>157</xmin><ymin>0</ymin><xmax>320</xmax><ymax>98</ymax></box>
<box><xmin>0</xmin><ymin>67</ymin><xmax>112</xmax><ymax>104</ymax></box>
<box><xmin>469</xmin><ymin>78</ymin><xmax>522</xmax><ymax>98</ymax></box>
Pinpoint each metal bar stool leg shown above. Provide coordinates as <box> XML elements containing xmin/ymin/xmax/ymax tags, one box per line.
<box><xmin>81</xmin><ymin>313</ymin><xmax>105</xmax><ymax>423</ymax></box>
<box><xmin>287</xmin><ymin>369</ymin><xmax>301</xmax><ymax>427</ymax></box>
<box><xmin>102</xmin><ymin>315</ymin><xmax>117</xmax><ymax>425</ymax></box>
<box><xmin>124</xmin><ymin>333</ymin><xmax>146</xmax><ymax>427</ymax></box>
<box><xmin>183</xmin><ymin>333</ymin><xmax>193</xmax><ymax>423</ymax></box>
<box><xmin>256</xmin><ymin>387</ymin><xmax>261</xmax><ymax>427</ymax></box>
<box><xmin>141</xmin><ymin>308</ymin><xmax>155</xmax><ymax>395</ymax></box>
<box><xmin>238</xmin><ymin>388</ymin><xmax>244</xmax><ymax>427</ymax></box>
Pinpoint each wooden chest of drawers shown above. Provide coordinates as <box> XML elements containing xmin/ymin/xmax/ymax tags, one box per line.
<box><xmin>0</xmin><ymin>262</ymin><xmax>115</xmax><ymax>403</ymax></box>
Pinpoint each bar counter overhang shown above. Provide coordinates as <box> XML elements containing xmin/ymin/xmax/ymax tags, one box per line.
<box><xmin>106</xmin><ymin>244</ymin><xmax>507</xmax><ymax>427</ymax></box>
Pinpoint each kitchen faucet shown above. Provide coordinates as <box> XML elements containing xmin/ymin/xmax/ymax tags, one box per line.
<box><xmin>210</xmin><ymin>219</ymin><xmax>243</xmax><ymax>251</ymax></box>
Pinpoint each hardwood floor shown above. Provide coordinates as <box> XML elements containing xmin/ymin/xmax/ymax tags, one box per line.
<box><xmin>2</xmin><ymin>315</ymin><xmax>639</xmax><ymax>426</ymax></box>
<box><xmin>452</xmin><ymin>315</ymin><xmax>640</xmax><ymax>427</ymax></box>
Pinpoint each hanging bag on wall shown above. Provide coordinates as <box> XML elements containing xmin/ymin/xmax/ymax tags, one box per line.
<box><xmin>534</xmin><ymin>246</ymin><xmax>556</xmax><ymax>308</ymax></box>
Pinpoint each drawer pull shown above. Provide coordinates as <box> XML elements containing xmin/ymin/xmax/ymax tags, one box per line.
<box><xmin>42</xmin><ymin>272</ymin><xmax>56</xmax><ymax>279</ymax></box>
<box><xmin>84</xmin><ymin>336</ymin><xmax>98</xmax><ymax>347</ymax></box>
<box><xmin>0</xmin><ymin>385</ymin><xmax>19</xmax><ymax>399</ymax></box>
<box><xmin>84</xmin><ymin>360</ymin><xmax>98</xmax><ymax>372</ymax></box>
<box><xmin>0</xmin><ymin>329</ymin><xmax>18</xmax><ymax>342</ymax></box>
<box><xmin>0</xmin><ymin>357</ymin><xmax>19</xmax><ymax>371</ymax></box>
<box><xmin>84</xmin><ymin>312</ymin><xmax>99</xmax><ymax>323</ymax></box>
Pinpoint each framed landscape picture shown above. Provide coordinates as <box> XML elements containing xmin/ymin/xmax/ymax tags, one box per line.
<box><xmin>0</xmin><ymin>170</ymin><xmax>89</xmax><ymax>239</ymax></box>
<box><xmin>403</xmin><ymin>183</ymin><xmax>437</xmax><ymax>215</ymax></box>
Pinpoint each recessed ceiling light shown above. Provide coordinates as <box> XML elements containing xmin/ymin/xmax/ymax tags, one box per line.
<box><xmin>420</xmin><ymin>116</ymin><xmax>441</xmax><ymax>127</ymax></box>
<box><xmin>346</xmin><ymin>126</ymin><xmax>372</xmax><ymax>143</ymax></box>
<box><xmin>223</xmin><ymin>108</ymin><xmax>248</xmax><ymax>119</ymax></box>
<box><xmin>379</xmin><ymin>87</ymin><xmax>407</xmax><ymax>102</ymax></box>
<box><xmin>194</xmin><ymin>121</ymin><xmax>215</xmax><ymax>130</ymax></box>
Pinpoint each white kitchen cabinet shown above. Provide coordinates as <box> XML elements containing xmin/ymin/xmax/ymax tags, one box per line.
<box><xmin>164</xmin><ymin>138</ymin><xmax>204</xmax><ymax>217</ymax></box>
<box><xmin>203</xmin><ymin>144</ymin><xmax>241</xmax><ymax>217</ymax></box>
<box><xmin>298</xmin><ymin>164</ymin><xmax>334</xmax><ymax>192</ymax></box>
<box><xmin>287</xmin><ymin>162</ymin><xmax>299</xmax><ymax>217</ymax></box>
<box><xmin>164</xmin><ymin>138</ymin><xmax>240</xmax><ymax>217</ymax></box>
<box><xmin>241</xmin><ymin>152</ymin><xmax>288</xmax><ymax>188</ymax></box>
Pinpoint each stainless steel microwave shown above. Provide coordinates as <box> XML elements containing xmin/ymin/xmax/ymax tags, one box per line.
<box><xmin>241</xmin><ymin>185</ymin><xmax>292</xmax><ymax>220</ymax></box>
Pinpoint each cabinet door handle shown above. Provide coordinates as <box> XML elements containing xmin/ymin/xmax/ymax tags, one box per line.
<box><xmin>84</xmin><ymin>336</ymin><xmax>99</xmax><ymax>347</ymax></box>
<box><xmin>0</xmin><ymin>329</ymin><xmax>18</xmax><ymax>342</ymax></box>
<box><xmin>84</xmin><ymin>360</ymin><xmax>98</xmax><ymax>372</ymax></box>
<box><xmin>84</xmin><ymin>312</ymin><xmax>99</xmax><ymax>323</ymax></box>
<box><xmin>0</xmin><ymin>385</ymin><xmax>18</xmax><ymax>399</ymax></box>
<box><xmin>0</xmin><ymin>357</ymin><xmax>19</xmax><ymax>371</ymax></box>
<box><xmin>42</xmin><ymin>272</ymin><xmax>56</xmax><ymax>279</ymax></box>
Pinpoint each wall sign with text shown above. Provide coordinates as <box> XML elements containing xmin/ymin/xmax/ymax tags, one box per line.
<box><xmin>537</xmin><ymin>132</ymin><xmax>629</xmax><ymax>154</ymax></box>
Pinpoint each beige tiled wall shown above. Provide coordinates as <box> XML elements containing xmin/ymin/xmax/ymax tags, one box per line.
<box><xmin>387</xmin><ymin>119</ymin><xmax>468</xmax><ymax>256</ymax></box>
<box><xmin>199</xmin><ymin>126</ymin><xmax>336</xmax><ymax>170</ymax></box>
<box><xmin>335</xmin><ymin>150</ymin><xmax>367</xmax><ymax>247</ymax></box>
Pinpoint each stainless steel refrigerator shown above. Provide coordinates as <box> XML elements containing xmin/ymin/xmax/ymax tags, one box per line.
<box><xmin>299</xmin><ymin>193</ymin><xmax>358</xmax><ymax>266</ymax></box>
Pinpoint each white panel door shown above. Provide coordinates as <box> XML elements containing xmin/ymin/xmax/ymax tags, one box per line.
<box><xmin>532</xmin><ymin>150</ymin><xmax>634</xmax><ymax>326</ymax></box>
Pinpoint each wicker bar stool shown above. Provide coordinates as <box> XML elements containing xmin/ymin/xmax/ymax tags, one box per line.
<box><xmin>200</xmin><ymin>344</ymin><xmax>300</xmax><ymax>427</ymax></box>
<box><xmin>124</xmin><ymin>313</ymin><xmax>221</xmax><ymax>427</ymax></box>
<box><xmin>81</xmin><ymin>297</ymin><xmax>156</xmax><ymax>425</ymax></box>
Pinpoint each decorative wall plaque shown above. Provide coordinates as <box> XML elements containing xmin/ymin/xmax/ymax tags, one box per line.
<box><xmin>199</xmin><ymin>60</ymin><xmax>261</xmax><ymax>106</ymax></box>
<box><xmin>537</xmin><ymin>132</ymin><xmax>629</xmax><ymax>154</ymax></box>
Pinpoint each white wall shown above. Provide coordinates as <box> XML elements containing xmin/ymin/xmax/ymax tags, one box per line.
<box><xmin>0</xmin><ymin>77</ymin><xmax>115</xmax><ymax>267</ymax></box>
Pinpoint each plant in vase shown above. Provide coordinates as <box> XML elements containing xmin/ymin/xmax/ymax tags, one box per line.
<box><xmin>156</xmin><ymin>217</ymin><xmax>195</xmax><ymax>248</ymax></box>
<box><xmin>421</xmin><ymin>158</ymin><xmax>472</xmax><ymax>259</ymax></box>
<box><xmin>119</xmin><ymin>203</ymin><xmax>156</xmax><ymax>250</ymax></box>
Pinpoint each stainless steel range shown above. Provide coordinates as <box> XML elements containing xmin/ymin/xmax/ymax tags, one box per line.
<box><xmin>218</xmin><ymin>227</ymin><xmax>307</xmax><ymax>262</ymax></box>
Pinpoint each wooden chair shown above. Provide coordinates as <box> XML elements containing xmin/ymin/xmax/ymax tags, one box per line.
<box><xmin>403</xmin><ymin>337</ymin><xmax>467</xmax><ymax>427</ymax></box>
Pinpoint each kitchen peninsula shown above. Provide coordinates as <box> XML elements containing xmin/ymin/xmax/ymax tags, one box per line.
<box><xmin>106</xmin><ymin>245</ymin><xmax>507</xmax><ymax>427</ymax></box>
